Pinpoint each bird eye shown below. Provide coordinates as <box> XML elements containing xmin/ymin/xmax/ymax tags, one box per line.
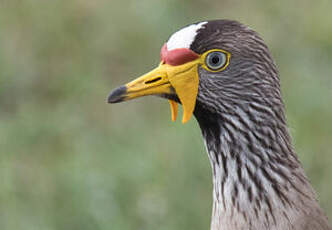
<box><xmin>205</xmin><ymin>51</ymin><xmax>228</xmax><ymax>71</ymax></box>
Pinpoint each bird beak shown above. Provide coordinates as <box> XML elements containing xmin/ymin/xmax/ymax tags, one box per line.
<box><xmin>108</xmin><ymin>60</ymin><xmax>200</xmax><ymax>123</ymax></box>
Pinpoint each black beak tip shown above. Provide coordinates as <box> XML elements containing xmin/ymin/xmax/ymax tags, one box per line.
<box><xmin>107</xmin><ymin>85</ymin><xmax>127</xmax><ymax>103</ymax></box>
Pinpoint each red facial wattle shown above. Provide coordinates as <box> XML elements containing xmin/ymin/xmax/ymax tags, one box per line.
<box><xmin>161</xmin><ymin>43</ymin><xmax>199</xmax><ymax>66</ymax></box>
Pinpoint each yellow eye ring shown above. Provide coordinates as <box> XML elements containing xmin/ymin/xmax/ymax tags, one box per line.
<box><xmin>200</xmin><ymin>49</ymin><xmax>231</xmax><ymax>72</ymax></box>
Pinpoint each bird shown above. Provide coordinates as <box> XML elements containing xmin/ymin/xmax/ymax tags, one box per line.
<box><xmin>107</xmin><ymin>20</ymin><xmax>331</xmax><ymax>230</ymax></box>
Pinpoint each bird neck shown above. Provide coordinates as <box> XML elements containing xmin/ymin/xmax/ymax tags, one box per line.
<box><xmin>194</xmin><ymin>102</ymin><xmax>321</xmax><ymax>230</ymax></box>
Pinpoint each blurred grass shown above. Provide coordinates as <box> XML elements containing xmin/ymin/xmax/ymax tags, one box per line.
<box><xmin>0</xmin><ymin>0</ymin><xmax>331</xmax><ymax>229</ymax></box>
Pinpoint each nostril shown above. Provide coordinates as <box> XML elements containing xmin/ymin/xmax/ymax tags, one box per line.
<box><xmin>145</xmin><ymin>77</ymin><xmax>162</xmax><ymax>84</ymax></box>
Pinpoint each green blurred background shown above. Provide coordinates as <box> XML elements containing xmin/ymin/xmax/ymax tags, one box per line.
<box><xmin>0</xmin><ymin>0</ymin><xmax>331</xmax><ymax>229</ymax></box>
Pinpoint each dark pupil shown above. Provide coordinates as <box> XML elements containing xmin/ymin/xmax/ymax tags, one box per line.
<box><xmin>211</xmin><ymin>55</ymin><xmax>220</xmax><ymax>65</ymax></box>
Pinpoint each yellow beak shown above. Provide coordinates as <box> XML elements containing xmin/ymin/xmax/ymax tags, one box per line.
<box><xmin>108</xmin><ymin>60</ymin><xmax>200</xmax><ymax>123</ymax></box>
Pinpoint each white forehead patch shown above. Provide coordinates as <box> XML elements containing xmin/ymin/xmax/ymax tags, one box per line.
<box><xmin>167</xmin><ymin>21</ymin><xmax>207</xmax><ymax>51</ymax></box>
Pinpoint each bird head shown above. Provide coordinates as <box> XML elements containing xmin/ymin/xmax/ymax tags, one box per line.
<box><xmin>108</xmin><ymin>20</ymin><xmax>280</xmax><ymax>123</ymax></box>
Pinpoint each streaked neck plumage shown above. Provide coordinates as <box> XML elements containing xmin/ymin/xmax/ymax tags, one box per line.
<box><xmin>194</xmin><ymin>98</ymin><xmax>330</xmax><ymax>230</ymax></box>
